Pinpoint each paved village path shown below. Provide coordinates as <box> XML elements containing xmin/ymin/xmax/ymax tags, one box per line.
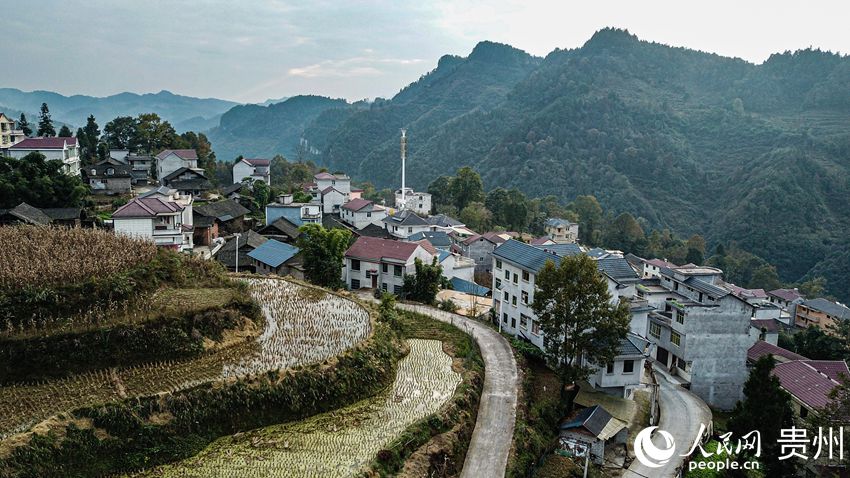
<box><xmin>358</xmin><ymin>294</ymin><xmax>518</xmax><ymax>478</ymax></box>
<box><xmin>626</xmin><ymin>364</ymin><xmax>712</xmax><ymax>478</ymax></box>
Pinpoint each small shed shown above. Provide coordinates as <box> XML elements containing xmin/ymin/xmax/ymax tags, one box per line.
<box><xmin>247</xmin><ymin>239</ymin><xmax>303</xmax><ymax>279</ymax></box>
<box><xmin>558</xmin><ymin>405</ymin><xmax>628</xmax><ymax>465</ymax></box>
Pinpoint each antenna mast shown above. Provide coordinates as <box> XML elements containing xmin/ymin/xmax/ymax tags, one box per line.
<box><xmin>400</xmin><ymin>128</ymin><xmax>407</xmax><ymax>210</ymax></box>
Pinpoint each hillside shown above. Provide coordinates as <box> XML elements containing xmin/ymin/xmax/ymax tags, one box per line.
<box><xmin>0</xmin><ymin>88</ymin><xmax>237</xmax><ymax>131</ymax></box>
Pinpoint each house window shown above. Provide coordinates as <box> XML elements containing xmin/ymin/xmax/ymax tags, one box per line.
<box><xmin>394</xmin><ymin>265</ymin><xmax>402</xmax><ymax>276</ymax></box>
<box><xmin>623</xmin><ymin>360</ymin><xmax>635</xmax><ymax>374</ymax></box>
<box><xmin>675</xmin><ymin>311</ymin><xmax>684</xmax><ymax>324</ymax></box>
<box><xmin>504</xmin><ymin>270</ymin><xmax>510</xmax><ymax>279</ymax></box>
<box><xmin>522</xmin><ymin>271</ymin><xmax>530</xmax><ymax>281</ymax></box>
<box><xmin>606</xmin><ymin>363</ymin><xmax>614</xmax><ymax>374</ymax></box>
<box><xmin>351</xmin><ymin>279</ymin><xmax>360</xmax><ymax>289</ymax></box>
<box><xmin>408</xmin><ymin>227</ymin><xmax>412</xmax><ymax>234</ymax></box>
<box><xmin>382</xmin><ymin>263</ymin><xmax>388</xmax><ymax>273</ymax></box>
<box><xmin>671</xmin><ymin>331</ymin><xmax>681</xmax><ymax>347</ymax></box>
<box><xmin>521</xmin><ymin>291</ymin><xmax>529</xmax><ymax>304</ymax></box>
<box><xmin>511</xmin><ymin>317</ymin><xmax>516</xmax><ymax>328</ymax></box>
<box><xmin>677</xmin><ymin>358</ymin><xmax>687</xmax><ymax>371</ymax></box>
<box><xmin>351</xmin><ymin>259</ymin><xmax>361</xmax><ymax>271</ymax></box>
<box><xmin>496</xmin><ymin>259</ymin><xmax>502</xmax><ymax>269</ymax></box>
<box><xmin>531</xmin><ymin>320</ymin><xmax>540</xmax><ymax>335</ymax></box>
<box><xmin>520</xmin><ymin>314</ymin><xmax>529</xmax><ymax>329</ymax></box>
<box><xmin>799</xmin><ymin>407</ymin><xmax>809</xmax><ymax>419</ymax></box>
<box><xmin>650</xmin><ymin>322</ymin><xmax>661</xmax><ymax>339</ymax></box>
<box><xmin>367</xmin><ymin>212</ymin><xmax>371</xmax><ymax>217</ymax></box>
<box><xmin>90</xmin><ymin>169</ymin><xmax>96</xmax><ymax>175</ymax></box>
<box><xmin>382</xmin><ymin>283</ymin><xmax>388</xmax><ymax>291</ymax></box>
<box><xmin>495</xmin><ymin>279</ymin><xmax>502</xmax><ymax>289</ymax></box>
<box><xmin>393</xmin><ymin>285</ymin><xmax>403</xmax><ymax>295</ymax></box>
<box><xmin>513</xmin><ymin>273</ymin><xmax>518</xmax><ymax>284</ymax></box>
<box><xmin>503</xmin><ymin>291</ymin><xmax>509</xmax><ymax>301</ymax></box>
<box><xmin>107</xmin><ymin>168</ymin><xmax>114</xmax><ymax>175</ymax></box>
<box><xmin>502</xmin><ymin>313</ymin><xmax>508</xmax><ymax>323</ymax></box>
<box><xmin>512</xmin><ymin>295</ymin><xmax>517</xmax><ymax>306</ymax></box>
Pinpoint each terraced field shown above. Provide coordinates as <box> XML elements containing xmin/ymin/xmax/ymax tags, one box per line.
<box><xmin>0</xmin><ymin>278</ymin><xmax>371</xmax><ymax>439</ymax></box>
<box><xmin>129</xmin><ymin>339</ymin><xmax>461</xmax><ymax>478</ymax></box>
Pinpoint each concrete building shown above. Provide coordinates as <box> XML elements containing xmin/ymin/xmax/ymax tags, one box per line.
<box><xmin>461</xmin><ymin>231</ymin><xmax>516</xmax><ymax>273</ymax></box>
<box><xmin>265</xmin><ymin>194</ymin><xmax>321</xmax><ymax>226</ymax></box>
<box><xmin>0</xmin><ymin>113</ymin><xmax>24</xmax><ymax>150</ymax></box>
<box><xmin>232</xmin><ymin>158</ymin><xmax>271</xmax><ymax>185</ymax></box>
<box><xmin>160</xmin><ymin>167</ymin><xmax>212</xmax><ymax>198</ymax></box>
<box><xmin>767</xmin><ymin>288</ymin><xmax>804</xmax><ymax>310</ymax></box>
<box><xmin>343</xmin><ymin>236</ymin><xmax>436</xmax><ymax>294</ymax></box>
<box><xmin>112</xmin><ymin>197</ymin><xmax>193</xmax><ymax>251</ymax></box>
<box><xmin>138</xmin><ymin>186</ymin><xmax>194</xmax><ymax>233</ymax></box>
<box><xmin>126</xmin><ymin>154</ymin><xmax>153</xmax><ymax>184</ymax></box>
<box><xmin>545</xmin><ymin>218</ymin><xmax>579</xmax><ymax>243</ymax></box>
<box><xmin>85</xmin><ymin>159</ymin><xmax>133</xmax><ymax>194</ymax></box>
<box><xmin>382</xmin><ymin>209</ymin><xmax>431</xmax><ymax>239</ymax></box>
<box><xmin>558</xmin><ymin>405</ymin><xmax>628</xmax><ymax>465</ymax></box>
<box><xmin>8</xmin><ymin>137</ymin><xmax>80</xmax><ymax>175</ymax></box>
<box><xmin>155</xmin><ymin>149</ymin><xmax>198</xmax><ymax>181</ymax></box>
<box><xmin>340</xmin><ymin>198</ymin><xmax>387</xmax><ymax>229</ymax></box>
<box><xmin>394</xmin><ymin>188</ymin><xmax>432</xmax><ymax>216</ymax></box>
<box><xmin>794</xmin><ymin>298</ymin><xmax>850</xmax><ymax>332</ymax></box>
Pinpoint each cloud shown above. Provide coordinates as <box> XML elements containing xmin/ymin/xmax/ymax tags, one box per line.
<box><xmin>288</xmin><ymin>57</ymin><xmax>426</xmax><ymax>79</ymax></box>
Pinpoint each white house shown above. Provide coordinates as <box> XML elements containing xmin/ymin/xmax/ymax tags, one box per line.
<box><xmin>155</xmin><ymin>149</ymin><xmax>198</xmax><ymax>182</ymax></box>
<box><xmin>112</xmin><ymin>197</ymin><xmax>193</xmax><ymax>251</ymax></box>
<box><xmin>544</xmin><ymin>218</ymin><xmax>579</xmax><ymax>243</ymax></box>
<box><xmin>138</xmin><ymin>185</ymin><xmax>194</xmax><ymax>230</ymax></box>
<box><xmin>381</xmin><ymin>209</ymin><xmax>431</xmax><ymax>239</ymax></box>
<box><xmin>233</xmin><ymin>158</ymin><xmax>271</xmax><ymax>184</ymax></box>
<box><xmin>340</xmin><ymin>199</ymin><xmax>387</xmax><ymax>229</ymax></box>
<box><xmin>8</xmin><ymin>137</ymin><xmax>81</xmax><ymax>176</ymax></box>
<box><xmin>343</xmin><ymin>236</ymin><xmax>436</xmax><ymax>295</ymax></box>
<box><xmin>395</xmin><ymin>187</ymin><xmax>432</xmax><ymax>216</ymax></box>
<box><xmin>0</xmin><ymin>113</ymin><xmax>24</xmax><ymax>150</ymax></box>
<box><xmin>265</xmin><ymin>194</ymin><xmax>321</xmax><ymax>226</ymax></box>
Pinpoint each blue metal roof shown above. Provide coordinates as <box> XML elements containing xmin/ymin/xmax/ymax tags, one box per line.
<box><xmin>597</xmin><ymin>257</ymin><xmax>639</xmax><ymax>281</ymax></box>
<box><xmin>437</xmin><ymin>249</ymin><xmax>452</xmax><ymax>263</ymax></box>
<box><xmin>408</xmin><ymin>230</ymin><xmax>452</xmax><ymax>248</ymax></box>
<box><xmin>450</xmin><ymin>277</ymin><xmax>491</xmax><ymax>297</ymax></box>
<box><xmin>535</xmin><ymin>243</ymin><xmax>582</xmax><ymax>256</ymax></box>
<box><xmin>247</xmin><ymin>239</ymin><xmax>300</xmax><ymax>268</ymax></box>
<box><xmin>493</xmin><ymin>240</ymin><xmax>579</xmax><ymax>273</ymax></box>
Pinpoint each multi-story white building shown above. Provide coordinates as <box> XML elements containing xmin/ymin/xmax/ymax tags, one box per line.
<box><xmin>155</xmin><ymin>149</ymin><xmax>198</xmax><ymax>182</ymax></box>
<box><xmin>265</xmin><ymin>194</ymin><xmax>321</xmax><ymax>226</ymax></box>
<box><xmin>112</xmin><ymin>197</ymin><xmax>193</xmax><ymax>252</ymax></box>
<box><xmin>544</xmin><ymin>218</ymin><xmax>579</xmax><ymax>243</ymax></box>
<box><xmin>382</xmin><ymin>209</ymin><xmax>431</xmax><ymax>239</ymax></box>
<box><xmin>340</xmin><ymin>198</ymin><xmax>387</xmax><ymax>229</ymax></box>
<box><xmin>395</xmin><ymin>187</ymin><xmax>432</xmax><ymax>216</ymax></box>
<box><xmin>491</xmin><ymin>240</ymin><xmax>650</xmax><ymax>399</ymax></box>
<box><xmin>232</xmin><ymin>158</ymin><xmax>271</xmax><ymax>185</ymax></box>
<box><xmin>343</xmin><ymin>236</ymin><xmax>436</xmax><ymax>294</ymax></box>
<box><xmin>8</xmin><ymin>137</ymin><xmax>81</xmax><ymax>175</ymax></box>
<box><xmin>0</xmin><ymin>113</ymin><xmax>25</xmax><ymax>150</ymax></box>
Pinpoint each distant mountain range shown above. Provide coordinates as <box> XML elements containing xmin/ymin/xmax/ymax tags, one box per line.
<box><xmin>0</xmin><ymin>88</ymin><xmax>238</xmax><ymax>132</ymax></box>
<box><xmin>202</xmin><ymin>30</ymin><xmax>850</xmax><ymax>302</ymax></box>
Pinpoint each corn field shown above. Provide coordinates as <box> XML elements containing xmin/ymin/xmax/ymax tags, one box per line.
<box><xmin>128</xmin><ymin>339</ymin><xmax>461</xmax><ymax>478</ymax></box>
<box><xmin>0</xmin><ymin>225</ymin><xmax>157</xmax><ymax>289</ymax></box>
<box><xmin>0</xmin><ymin>278</ymin><xmax>371</xmax><ymax>439</ymax></box>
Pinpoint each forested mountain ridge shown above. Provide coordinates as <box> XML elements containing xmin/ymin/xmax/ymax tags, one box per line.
<box><xmin>0</xmin><ymin>88</ymin><xmax>237</xmax><ymax>132</ymax></box>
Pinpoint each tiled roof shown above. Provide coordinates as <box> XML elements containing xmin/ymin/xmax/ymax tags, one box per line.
<box><xmin>683</xmin><ymin>276</ymin><xmax>729</xmax><ymax>298</ymax></box>
<box><xmin>773</xmin><ymin>361</ymin><xmax>842</xmax><ymax>410</ymax></box>
<box><xmin>2</xmin><ymin>203</ymin><xmax>53</xmax><ymax>225</ymax></box>
<box><xmin>407</xmin><ymin>231</ymin><xmax>452</xmax><ymax>248</ymax></box>
<box><xmin>194</xmin><ymin>200</ymin><xmax>250</xmax><ymax>222</ymax></box>
<box><xmin>10</xmin><ymin>137</ymin><xmax>77</xmax><ymax>149</ymax></box>
<box><xmin>87</xmin><ymin>161</ymin><xmax>133</xmax><ymax>178</ymax></box>
<box><xmin>802</xmin><ymin>298</ymin><xmax>850</xmax><ymax>320</ymax></box>
<box><xmin>258</xmin><ymin>217</ymin><xmax>302</xmax><ymax>240</ymax></box>
<box><xmin>450</xmin><ymin>277</ymin><xmax>490</xmax><ymax>296</ymax></box>
<box><xmin>218</xmin><ymin>230</ymin><xmax>267</xmax><ymax>253</ymax></box>
<box><xmin>221</xmin><ymin>183</ymin><xmax>244</xmax><ymax>196</ymax></box>
<box><xmin>597</xmin><ymin>256</ymin><xmax>639</xmax><ymax>281</ymax></box>
<box><xmin>545</xmin><ymin>218</ymin><xmax>576</xmax><ymax>227</ymax></box>
<box><xmin>321</xmin><ymin>186</ymin><xmax>344</xmax><ymax>195</ymax></box>
<box><xmin>382</xmin><ymin>210</ymin><xmax>429</xmax><ymax>227</ymax></box>
<box><xmin>341</xmin><ymin>198</ymin><xmax>374</xmax><ymax>212</ymax></box>
<box><xmin>644</xmin><ymin>258</ymin><xmax>678</xmax><ymax>269</ymax></box>
<box><xmin>530</xmin><ymin>237</ymin><xmax>554</xmax><ymax>245</ymax></box>
<box><xmin>156</xmin><ymin>149</ymin><xmax>197</xmax><ymax>160</ymax></box>
<box><xmin>750</xmin><ymin>318</ymin><xmax>784</xmax><ymax>334</ymax></box>
<box><xmin>768</xmin><ymin>288</ymin><xmax>803</xmax><ymax>302</ymax></box>
<box><xmin>162</xmin><ymin>166</ymin><xmax>207</xmax><ymax>183</ymax></box>
<box><xmin>42</xmin><ymin>208</ymin><xmax>82</xmax><ymax>220</ymax></box>
<box><xmin>534</xmin><ymin>243</ymin><xmax>582</xmax><ymax>256</ymax></box>
<box><xmin>802</xmin><ymin>360</ymin><xmax>850</xmax><ymax>382</ymax></box>
<box><xmin>242</xmin><ymin>158</ymin><xmax>270</xmax><ymax>166</ymax></box>
<box><xmin>747</xmin><ymin>341</ymin><xmax>806</xmax><ymax>363</ymax></box>
<box><xmin>247</xmin><ymin>239</ymin><xmax>300</xmax><ymax>268</ymax></box>
<box><xmin>345</xmin><ymin>236</ymin><xmax>422</xmax><ymax>262</ymax></box>
<box><xmin>112</xmin><ymin>197</ymin><xmax>182</xmax><ymax>218</ymax></box>
<box><xmin>357</xmin><ymin>223</ymin><xmax>394</xmax><ymax>238</ymax></box>
<box><xmin>493</xmin><ymin>239</ymin><xmax>565</xmax><ymax>273</ymax></box>
<box><xmin>619</xmin><ymin>333</ymin><xmax>650</xmax><ymax>357</ymax></box>
<box><xmin>725</xmin><ymin>283</ymin><xmax>768</xmax><ymax>300</ymax></box>
<box><xmin>462</xmin><ymin>231</ymin><xmax>514</xmax><ymax>246</ymax></box>
<box><xmin>314</xmin><ymin>172</ymin><xmax>335</xmax><ymax>180</ymax></box>
<box><xmin>559</xmin><ymin>405</ymin><xmax>612</xmax><ymax>438</ymax></box>
<box><xmin>139</xmin><ymin>185</ymin><xmax>176</xmax><ymax>198</ymax></box>
<box><xmin>427</xmin><ymin>214</ymin><xmax>463</xmax><ymax>227</ymax></box>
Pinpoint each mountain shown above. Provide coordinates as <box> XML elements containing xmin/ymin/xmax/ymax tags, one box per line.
<box><xmin>206</xmin><ymin>95</ymin><xmax>351</xmax><ymax>161</ymax></box>
<box><xmin>0</xmin><ymin>88</ymin><xmax>237</xmax><ymax>132</ymax></box>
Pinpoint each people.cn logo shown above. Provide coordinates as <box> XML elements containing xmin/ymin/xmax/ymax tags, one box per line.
<box><xmin>634</xmin><ymin>426</ymin><xmax>676</xmax><ymax>468</ymax></box>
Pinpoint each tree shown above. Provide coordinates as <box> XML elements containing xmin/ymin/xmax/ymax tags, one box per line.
<box><xmin>798</xmin><ymin>277</ymin><xmax>826</xmax><ymax>298</ymax></box>
<box><xmin>749</xmin><ymin>264</ymin><xmax>782</xmax><ymax>290</ymax></box>
<box><xmin>252</xmin><ymin>180</ymin><xmax>271</xmax><ymax>209</ymax></box>
<box><xmin>427</xmin><ymin>175</ymin><xmax>454</xmax><ymax>211</ymax></box>
<box><xmin>103</xmin><ymin>116</ymin><xmax>138</xmax><ymax>150</ymax></box>
<box><xmin>728</xmin><ymin>355</ymin><xmax>797</xmax><ymax>477</ymax></box>
<box><xmin>684</xmin><ymin>234</ymin><xmax>706</xmax><ymax>265</ymax></box>
<box><xmin>531</xmin><ymin>254</ymin><xmax>630</xmax><ymax>409</ymax></box>
<box><xmin>402</xmin><ymin>257</ymin><xmax>443</xmax><ymax>304</ymax></box>
<box><xmin>18</xmin><ymin>113</ymin><xmax>32</xmax><ymax>137</ymax></box>
<box><xmin>568</xmin><ymin>195</ymin><xmax>603</xmax><ymax>245</ymax></box>
<box><xmin>296</xmin><ymin>224</ymin><xmax>351</xmax><ymax>289</ymax></box>
<box><xmin>57</xmin><ymin>125</ymin><xmax>73</xmax><ymax>137</ymax></box>
<box><xmin>451</xmin><ymin>166</ymin><xmax>484</xmax><ymax>211</ymax></box>
<box><xmin>133</xmin><ymin>113</ymin><xmax>177</xmax><ymax>153</ymax></box>
<box><xmin>603</xmin><ymin>212</ymin><xmax>647</xmax><ymax>254</ymax></box>
<box><xmin>78</xmin><ymin>115</ymin><xmax>101</xmax><ymax>164</ymax></box>
<box><xmin>0</xmin><ymin>153</ymin><xmax>88</xmax><ymax>208</ymax></box>
<box><xmin>486</xmin><ymin>187</ymin><xmax>529</xmax><ymax>231</ymax></box>
<box><xmin>36</xmin><ymin>103</ymin><xmax>55</xmax><ymax>137</ymax></box>
<box><xmin>789</xmin><ymin>325</ymin><xmax>848</xmax><ymax>361</ymax></box>
<box><xmin>459</xmin><ymin>201</ymin><xmax>492</xmax><ymax>232</ymax></box>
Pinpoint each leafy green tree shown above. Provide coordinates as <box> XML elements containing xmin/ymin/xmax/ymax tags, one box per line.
<box><xmin>728</xmin><ymin>355</ymin><xmax>797</xmax><ymax>477</ymax></box>
<box><xmin>296</xmin><ymin>224</ymin><xmax>352</xmax><ymax>289</ymax></box>
<box><xmin>179</xmin><ymin>131</ymin><xmax>216</xmax><ymax>177</ymax></box>
<box><xmin>798</xmin><ymin>277</ymin><xmax>826</xmax><ymax>298</ymax></box>
<box><xmin>252</xmin><ymin>180</ymin><xmax>271</xmax><ymax>209</ymax></box>
<box><xmin>77</xmin><ymin>115</ymin><xmax>101</xmax><ymax>164</ymax></box>
<box><xmin>133</xmin><ymin>113</ymin><xmax>178</xmax><ymax>153</ymax></box>
<box><xmin>57</xmin><ymin>125</ymin><xmax>73</xmax><ymax>137</ymax></box>
<box><xmin>0</xmin><ymin>153</ymin><xmax>88</xmax><ymax>208</ymax></box>
<box><xmin>292</xmin><ymin>191</ymin><xmax>313</xmax><ymax>203</ymax></box>
<box><xmin>451</xmin><ymin>166</ymin><xmax>484</xmax><ymax>211</ymax></box>
<box><xmin>749</xmin><ymin>264</ymin><xmax>782</xmax><ymax>290</ymax></box>
<box><xmin>459</xmin><ymin>201</ymin><xmax>492</xmax><ymax>232</ymax></box>
<box><xmin>531</xmin><ymin>254</ymin><xmax>630</xmax><ymax>409</ymax></box>
<box><xmin>427</xmin><ymin>175</ymin><xmax>454</xmax><ymax>211</ymax></box>
<box><xmin>18</xmin><ymin>113</ymin><xmax>32</xmax><ymax>137</ymax></box>
<box><xmin>603</xmin><ymin>212</ymin><xmax>646</xmax><ymax>254</ymax></box>
<box><xmin>684</xmin><ymin>235</ymin><xmax>706</xmax><ymax>265</ymax></box>
<box><xmin>568</xmin><ymin>195</ymin><xmax>603</xmax><ymax>246</ymax></box>
<box><xmin>103</xmin><ymin>116</ymin><xmax>138</xmax><ymax>150</ymax></box>
<box><xmin>790</xmin><ymin>325</ymin><xmax>848</xmax><ymax>361</ymax></box>
<box><xmin>486</xmin><ymin>187</ymin><xmax>529</xmax><ymax>231</ymax></box>
<box><xmin>402</xmin><ymin>257</ymin><xmax>443</xmax><ymax>304</ymax></box>
<box><xmin>36</xmin><ymin>103</ymin><xmax>55</xmax><ymax>137</ymax></box>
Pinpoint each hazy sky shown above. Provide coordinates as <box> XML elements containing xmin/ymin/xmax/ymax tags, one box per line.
<box><xmin>5</xmin><ymin>1</ymin><xmax>849</xmax><ymax>103</ymax></box>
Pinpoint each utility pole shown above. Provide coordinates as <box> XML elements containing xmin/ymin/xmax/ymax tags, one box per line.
<box><xmin>399</xmin><ymin>128</ymin><xmax>407</xmax><ymax>210</ymax></box>
<box><xmin>234</xmin><ymin>233</ymin><xmax>241</xmax><ymax>273</ymax></box>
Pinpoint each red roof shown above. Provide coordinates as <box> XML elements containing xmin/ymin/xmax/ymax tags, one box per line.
<box><xmin>415</xmin><ymin>239</ymin><xmax>438</xmax><ymax>255</ymax></box>
<box><xmin>156</xmin><ymin>149</ymin><xmax>198</xmax><ymax>160</ymax></box>
<box><xmin>803</xmin><ymin>360</ymin><xmax>850</xmax><ymax>382</ymax></box>
<box><xmin>314</xmin><ymin>172</ymin><xmax>335</xmax><ymax>180</ymax></box>
<box><xmin>341</xmin><ymin>198</ymin><xmax>373</xmax><ymax>212</ymax></box>
<box><xmin>644</xmin><ymin>258</ymin><xmax>678</xmax><ymax>269</ymax></box>
<box><xmin>747</xmin><ymin>341</ymin><xmax>806</xmax><ymax>363</ymax></box>
<box><xmin>112</xmin><ymin>197</ymin><xmax>183</xmax><ymax>218</ymax></box>
<box><xmin>345</xmin><ymin>236</ymin><xmax>422</xmax><ymax>262</ymax></box>
<box><xmin>10</xmin><ymin>137</ymin><xmax>77</xmax><ymax>149</ymax></box>
<box><xmin>243</xmin><ymin>158</ymin><xmax>270</xmax><ymax>166</ymax></box>
<box><xmin>531</xmin><ymin>236</ymin><xmax>554</xmax><ymax>245</ymax></box>
<box><xmin>773</xmin><ymin>361</ymin><xmax>842</xmax><ymax>410</ymax></box>
<box><xmin>768</xmin><ymin>288</ymin><xmax>803</xmax><ymax>302</ymax></box>
<box><xmin>726</xmin><ymin>283</ymin><xmax>768</xmax><ymax>299</ymax></box>
<box><xmin>321</xmin><ymin>186</ymin><xmax>344</xmax><ymax>195</ymax></box>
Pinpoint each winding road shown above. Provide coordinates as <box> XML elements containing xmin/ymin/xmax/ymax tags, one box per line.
<box><xmin>360</xmin><ymin>296</ymin><xmax>518</xmax><ymax>478</ymax></box>
<box><xmin>627</xmin><ymin>364</ymin><xmax>712</xmax><ymax>478</ymax></box>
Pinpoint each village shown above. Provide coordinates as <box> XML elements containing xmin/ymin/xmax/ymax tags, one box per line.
<box><xmin>2</xmin><ymin>111</ymin><xmax>849</xmax><ymax>477</ymax></box>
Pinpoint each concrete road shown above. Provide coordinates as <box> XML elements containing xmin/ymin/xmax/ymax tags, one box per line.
<box><xmin>366</xmin><ymin>297</ymin><xmax>518</xmax><ymax>478</ymax></box>
<box><xmin>627</xmin><ymin>365</ymin><xmax>712</xmax><ymax>478</ymax></box>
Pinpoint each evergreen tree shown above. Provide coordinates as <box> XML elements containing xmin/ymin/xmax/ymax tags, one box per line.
<box><xmin>0</xmin><ymin>153</ymin><xmax>88</xmax><ymax>208</ymax></box>
<box><xmin>36</xmin><ymin>103</ymin><xmax>55</xmax><ymax>137</ymax></box>
<box><xmin>103</xmin><ymin>116</ymin><xmax>137</xmax><ymax>150</ymax></box>
<box><xmin>18</xmin><ymin>113</ymin><xmax>32</xmax><ymax>137</ymax></box>
<box><xmin>296</xmin><ymin>224</ymin><xmax>351</xmax><ymax>289</ymax></box>
<box><xmin>79</xmin><ymin>115</ymin><xmax>101</xmax><ymax>163</ymax></box>
<box><xmin>402</xmin><ymin>257</ymin><xmax>443</xmax><ymax>304</ymax></box>
<box><xmin>728</xmin><ymin>355</ymin><xmax>797</xmax><ymax>476</ymax></box>
<box><xmin>57</xmin><ymin>125</ymin><xmax>73</xmax><ymax>137</ymax></box>
<box><xmin>451</xmin><ymin>166</ymin><xmax>484</xmax><ymax>211</ymax></box>
<box><xmin>531</xmin><ymin>254</ymin><xmax>630</xmax><ymax>409</ymax></box>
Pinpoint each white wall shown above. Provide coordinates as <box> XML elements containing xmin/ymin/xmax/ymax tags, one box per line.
<box><xmin>114</xmin><ymin>218</ymin><xmax>154</xmax><ymax>240</ymax></box>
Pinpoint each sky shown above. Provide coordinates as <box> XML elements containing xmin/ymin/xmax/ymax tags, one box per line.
<box><xmin>4</xmin><ymin>0</ymin><xmax>850</xmax><ymax>104</ymax></box>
